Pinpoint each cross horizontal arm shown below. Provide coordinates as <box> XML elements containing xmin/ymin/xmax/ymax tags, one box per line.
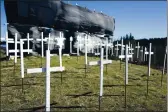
<box><xmin>119</xmin><ymin>55</ymin><xmax>132</xmax><ymax>59</ymax></box>
<box><xmin>94</xmin><ymin>53</ymin><xmax>100</xmax><ymax>55</ymax></box>
<box><xmin>145</xmin><ymin>52</ymin><xmax>154</xmax><ymax>54</ymax></box>
<box><xmin>9</xmin><ymin>49</ymin><xmax>19</xmax><ymax>53</ymax></box>
<box><xmin>88</xmin><ymin>60</ymin><xmax>112</xmax><ymax>66</ymax></box>
<box><xmin>27</xmin><ymin>67</ymin><xmax>65</xmax><ymax>74</ymax></box>
<box><xmin>8</xmin><ymin>41</ymin><xmax>25</xmax><ymax>44</ymax></box>
<box><xmin>22</xmin><ymin>38</ymin><xmax>33</xmax><ymax>41</ymax></box>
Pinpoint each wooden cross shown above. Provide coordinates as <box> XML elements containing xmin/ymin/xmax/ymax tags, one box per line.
<box><xmin>27</xmin><ymin>50</ymin><xmax>65</xmax><ymax>112</ymax></box>
<box><xmin>119</xmin><ymin>45</ymin><xmax>132</xmax><ymax>84</ymax></box>
<box><xmin>135</xmin><ymin>42</ymin><xmax>140</xmax><ymax>59</ymax></box>
<box><xmin>88</xmin><ymin>46</ymin><xmax>112</xmax><ymax>110</ymax></box>
<box><xmin>145</xmin><ymin>43</ymin><xmax>154</xmax><ymax>76</ymax></box>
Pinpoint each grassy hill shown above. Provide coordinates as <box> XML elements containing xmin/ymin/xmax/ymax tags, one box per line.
<box><xmin>1</xmin><ymin>55</ymin><xmax>167</xmax><ymax>111</ymax></box>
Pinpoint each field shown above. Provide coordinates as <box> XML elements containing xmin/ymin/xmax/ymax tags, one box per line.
<box><xmin>0</xmin><ymin>54</ymin><xmax>167</xmax><ymax>111</ymax></box>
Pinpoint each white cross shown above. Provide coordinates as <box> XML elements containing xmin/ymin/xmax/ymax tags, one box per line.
<box><xmin>70</xmin><ymin>36</ymin><xmax>73</xmax><ymax>54</ymax></box>
<box><xmin>145</xmin><ymin>43</ymin><xmax>154</xmax><ymax>76</ymax></box>
<box><xmin>27</xmin><ymin>50</ymin><xmax>65</xmax><ymax>112</ymax></box>
<box><xmin>135</xmin><ymin>42</ymin><xmax>140</xmax><ymax>59</ymax></box>
<box><xmin>41</xmin><ymin>32</ymin><xmax>44</xmax><ymax>57</ymax></box>
<box><xmin>129</xmin><ymin>44</ymin><xmax>134</xmax><ymax>61</ymax></box>
<box><xmin>57</xmin><ymin>32</ymin><xmax>66</xmax><ymax>67</ymax></box>
<box><xmin>105</xmin><ymin>38</ymin><xmax>109</xmax><ymax>60</ymax></box>
<box><xmin>88</xmin><ymin>46</ymin><xmax>112</xmax><ymax>97</ymax></box>
<box><xmin>6</xmin><ymin>31</ymin><xmax>9</xmax><ymax>57</ymax></box>
<box><xmin>3</xmin><ymin>32</ymin><xmax>18</xmax><ymax>57</ymax></box>
<box><xmin>22</xmin><ymin>33</ymin><xmax>34</xmax><ymax>55</ymax></box>
<box><xmin>85</xmin><ymin>34</ymin><xmax>88</xmax><ymax>65</ymax></box>
<box><xmin>20</xmin><ymin>39</ymin><xmax>33</xmax><ymax>79</ymax></box>
<box><xmin>110</xmin><ymin>43</ymin><xmax>114</xmax><ymax>56</ymax></box>
<box><xmin>163</xmin><ymin>46</ymin><xmax>167</xmax><ymax>75</ymax></box>
<box><xmin>8</xmin><ymin>33</ymin><xmax>23</xmax><ymax>63</ymax></box>
<box><xmin>119</xmin><ymin>39</ymin><xmax>125</xmax><ymax>56</ymax></box>
<box><xmin>140</xmin><ymin>46</ymin><xmax>144</xmax><ymax>62</ymax></box>
<box><xmin>35</xmin><ymin>32</ymin><xmax>48</xmax><ymax>57</ymax></box>
<box><xmin>77</xmin><ymin>35</ymin><xmax>80</xmax><ymax>56</ymax></box>
<box><xmin>118</xmin><ymin>39</ymin><xmax>125</xmax><ymax>60</ymax></box>
<box><xmin>128</xmin><ymin>42</ymin><xmax>131</xmax><ymax>53</ymax></box>
<box><xmin>47</xmin><ymin>33</ymin><xmax>51</xmax><ymax>50</ymax></box>
<box><xmin>96</xmin><ymin>43</ymin><xmax>101</xmax><ymax>55</ymax></box>
<box><xmin>115</xmin><ymin>41</ymin><xmax>120</xmax><ymax>57</ymax></box>
<box><xmin>144</xmin><ymin>47</ymin><xmax>147</xmax><ymax>61</ymax></box>
<box><xmin>119</xmin><ymin>45</ymin><xmax>132</xmax><ymax>84</ymax></box>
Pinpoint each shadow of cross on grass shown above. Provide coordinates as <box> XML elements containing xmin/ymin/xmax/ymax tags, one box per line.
<box><xmin>1</xmin><ymin>83</ymin><xmax>41</xmax><ymax>88</ymax></box>
<box><xmin>66</xmin><ymin>91</ymin><xmax>93</xmax><ymax>98</ymax></box>
<box><xmin>20</xmin><ymin>103</ymin><xmax>86</xmax><ymax>112</ymax></box>
<box><xmin>103</xmin><ymin>84</ymin><xmax>145</xmax><ymax>87</ymax></box>
<box><xmin>66</xmin><ymin>91</ymin><xmax>125</xmax><ymax>98</ymax></box>
<box><xmin>19</xmin><ymin>102</ymin><xmax>57</xmax><ymax>112</ymax></box>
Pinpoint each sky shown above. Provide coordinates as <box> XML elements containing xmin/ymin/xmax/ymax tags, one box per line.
<box><xmin>0</xmin><ymin>1</ymin><xmax>167</xmax><ymax>40</ymax></box>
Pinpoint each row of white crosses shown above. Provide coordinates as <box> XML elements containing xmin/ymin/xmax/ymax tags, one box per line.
<box><xmin>4</xmin><ymin>31</ymin><xmax>65</xmax><ymax>111</ymax></box>
<box><xmin>4</xmin><ymin>32</ymin><xmax>49</xmax><ymax>62</ymax></box>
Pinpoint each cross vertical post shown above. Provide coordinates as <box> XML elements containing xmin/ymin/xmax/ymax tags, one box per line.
<box><xmin>163</xmin><ymin>46</ymin><xmax>167</xmax><ymax>75</ymax></box>
<box><xmin>20</xmin><ymin>39</ymin><xmax>24</xmax><ymax>79</ymax></box>
<box><xmin>77</xmin><ymin>35</ymin><xmax>79</xmax><ymax>61</ymax></box>
<box><xmin>144</xmin><ymin>47</ymin><xmax>147</xmax><ymax>62</ymax></box>
<box><xmin>145</xmin><ymin>43</ymin><xmax>154</xmax><ymax>77</ymax></box>
<box><xmin>140</xmin><ymin>46</ymin><xmax>143</xmax><ymax>62</ymax></box>
<box><xmin>6</xmin><ymin>31</ymin><xmax>8</xmax><ymax>57</ymax></box>
<box><xmin>106</xmin><ymin>38</ymin><xmax>108</xmax><ymax>60</ymax></box>
<box><xmin>41</xmin><ymin>32</ymin><xmax>44</xmax><ymax>57</ymax></box>
<box><xmin>115</xmin><ymin>41</ymin><xmax>119</xmax><ymax>57</ymax></box>
<box><xmin>27</xmin><ymin>33</ymin><xmax>30</xmax><ymax>54</ymax></box>
<box><xmin>125</xmin><ymin>45</ymin><xmax>128</xmax><ymax>84</ymax></box>
<box><xmin>135</xmin><ymin>42</ymin><xmax>140</xmax><ymax>59</ymax></box>
<box><xmin>14</xmin><ymin>33</ymin><xmax>17</xmax><ymax>63</ymax></box>
<box><xmin>161</xmin><ymin>46</ymin><xmax>167</xmax><ymax>86</ymax></box>
<box><xmin>99</xmin><ymin>46</ymin><xmax>104</xmax><ymax>111</ymax></box>
<box><xmin>84</xmin><ymin>34</ymin><xmax>88</xmax><ymax>77</ymax></box>
<box><xmin>48</xmin><ymin>33</ymin><xmax>50</xmax><ymax>51</ymax></box>
<box><xmin>70</xmin><ymin>36</ymin><xmax>73</xmax><ymax>54</ymax></box>
<box><xmin>46</xmin><ymin>50</ymin><xmax>50</xmax><ymax>112</ymax></box>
